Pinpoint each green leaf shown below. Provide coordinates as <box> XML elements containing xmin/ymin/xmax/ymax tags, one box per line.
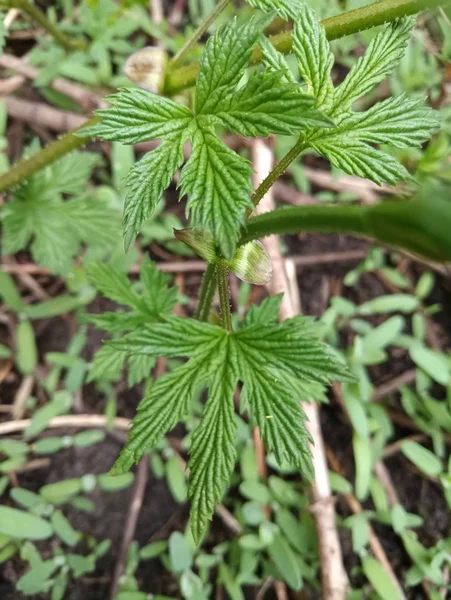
<box><xmin>88</xmin><ymin>344</ymin><xmax>127</xmax><ymax>383</ymax></box>
<box><xmin>358</xmin><ymin>294</ymin><xmax>420</xmax><ymax>315</ymax></box>
<box><xmin>0</xmin><ymin>270</ymin><xmax>24</xmax><ymax>312</ymax></box>
<box><xmin>17</xmin><ymin>560</ymin><xmax>58</xmax><ymax>595</ymax></box>
<box><xmin>195</xmin><ymin>17</ymin><xmax>269</xmax><ymax>115</ymax></box>
<box><xmin>332</xmin><ymin>18</ymin><xmax>415</xmax><ymax>115</ymax></box>
<box><xmin>51</xmin><ymin>510</ymin><xmax>80</xmax><ymax>546</ymax></box>
<box><xmin>97</xmin><ymin>472</ymin><xmax>134</xmax><ymax>491</ymax></box>
<box><xmin>169</xmin><ymin>531</ymin><xmax>193</xmax><ymax>573</ymax></box>
<box><xmin>409</xmin><ymin>345</ymin><xmax>451</xmax><ymax>386</ymax></box>
<box><xmin>80</xmin><ymin>88</ymin><xmax>193</xmax><ymax>143</ymax></box>
<box><xmin>309</xmin><ymin>138</ymin><xmax>410</xmax><ymax>186</ymax></box>
<box><xmin>259</xmin><ymin>35</ymin><xmax>297</xmax><ymax>84</ymax></box>
<box><xmin>40</xmin><ymin>477</ymin><xmax>83</xmax><ymax>505</ymax></box>
<box><xmin>362</xmin><ymin>556</ymin><xmax>403</xmax><ymax>600</ymax></box>
<box><xmin>245</xmin><ymin>0</ymin><xmax>299</xmax><ymax>20</ymax></box>
<box><xmin>2</xmin><ymin>155</ymin><xmax>120</xmax><ymax>274</ymax></box>
<box><xmin>139</xmin><ymin>540</ymin><xmax>168</xmax><ymax>560</ymax></box>
<box><xmin>180</xmin><ymin>126</ymin><xmax>252</xmax><ymax>259</ymax></box>
<box><xmin>188</xmin><ymin>339</ymin><xmax>237</xmax><ymax>543</ymax></box>
<box><xmin>0</xmin><ymin>506</ymin><xmax>53</xmax><ymax>540</ymax></box>
<box><xmin>166</xmin><ymin>456</ymin><xmax>188</xmax><ymax>503</ymax></box>
<box><xmin>16</xmin><ymin>319</ymin><xmax>37</xmax><ymax>375</ymax></box>
<box><xmin>401</xmin><ymin>441</ymin><xmax>443</xmax><ymax>476</ymax></box>
<box><xmin>293</xmin><ymin>3</ymin><xmax>334</xmax><ymax>108</ymax></box>
<box><xmin>123</xmin><ymin>132</ymin><xmax>185</xmax><ymax>250</ymax></box>
<box><xmin>242</xmin><ymin>294</ymin><xmax>283</xmax><ymax>327</ymax></box>
<box><xmin>353</xmin><ymin>433</ymin><xmax>372</xmax><ymax>501</ymax></box>
<box><xmin>110</xmin><ymin>311</ymin><xmax>351</xmax><ymax>542</ymax></box>
<box><xmin>87</xmin><ymin>263</ymin><xmax>140</xmax><ymax>308</ymax></box>
<box><xmin>331</xmin><ymin>94</ymin><xmax>439</xmax><ymax>148</ymax></box>
<box><xmin>26</xmin><ymin>390</ymin><xmax>72</xmax><ymax>438</ymax></box>
<box><xmin>127</xmin><ymin>353</ymin><xmax>155</xmax><ymax>386</ymax></box>
<box><xmin>215</xmin><ymin>71</ymin><xmax>331</xmax><ymax>137</ymax></box>
<box><xmin>268</xmin><ymin>533</ymin><xmax>302</xmax><ymax>590</ymax></box>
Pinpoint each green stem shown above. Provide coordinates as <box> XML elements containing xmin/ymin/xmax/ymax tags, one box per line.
<box><xmin>249</xmin><ymin>138</ymin><xmax>307</xmax><ymax>213</ymax></box>
<box><xmin>238</xmin><ymin>198</ymin><xmax>451</xmax><ymax>263</ymax></box>
<box><xmin>164</xmin><ymin>0</ymin><xmax>448</xmax><ymax>93</ymax></box>
<box><xmin>241</xmin><ymin>205</ymin><xmax>366</xmax><ymax>245</ymax></box>
<box><xmin>170</xmin><ymin>0</ymin><xmax>231</xmax><ymax>67</ymax></box>
<box><xmin>7</xmin><ymin>0</ymin><xmax>87</xmax><ymax>51</ymax></box>
<box><xmin>195</xmin><ymin>262</ymin><xmax>217</xmax><ymax>322</ymax></box>
<box><xmin>216</xmin><ymin>261</ymin><xmax>232</xmax><ymax>331</ymax></box>
<box><xmin>0</xmin><ymin>117</ymin><xmax>98</xmax><ymax>192</ymax></box>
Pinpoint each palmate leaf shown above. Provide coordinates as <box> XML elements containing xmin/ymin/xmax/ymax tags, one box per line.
<box><xmin>87</xmin><ymin>261</ymin><xmax>178</xmax><ymax>384</ymax></box>
<box><xmin>291</xmin><ymin>4</ymin><xmax>439</xmax><ymax>186</ymax></box>
<box><xmin>80</xmin><ymin>15</ymin><xmax>332</xmax><ymax>257</ymax></box>
<box><xmin>109</xmin><ymin>309</ymin><xmax>353</xmax><ymax>542</ymax></box>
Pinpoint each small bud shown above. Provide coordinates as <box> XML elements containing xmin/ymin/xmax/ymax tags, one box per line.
<box><xmin>174</xmin><ymin>228</ymin><xmax>217</xmax><ymax>262</ymax></box>
<box><xmin>124</xmin><ymin>47</ymin><xmax>168</xmax><ymax>93</ymax></box>
<box><xmin>228</xmin><ymin>241</ymin><xmax>272</xmax><ymax>285</ymax></box>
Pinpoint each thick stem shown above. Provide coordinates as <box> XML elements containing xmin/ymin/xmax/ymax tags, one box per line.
<box><xmin>164</xmin><ymin>0</ymin><xmax>448</xmax><ymax>93</ymax></box>
<box><xmin>7</xmin><ymin>0</ymin><xmax>87</xmax><ymax>51</ymax></box>
<box><xmin>241</xmin><ymin>205</ymin><xmax>367</xmax><ymax>245</ymax></box>
<box><xmin>249</xmin><ymin>138</ymin><xmax>307</xmax><ymax>213</ymax></box>
<box><xmin>195</xmin><ymin>262</ymin><xmax>217</xmax><ymax>322</ymax></box>
<box><xmin>0</xmin><ymin>117</ymin><xmax>98</xmax><ymax>192</ymax></box>
<box><xmin>170</xmin><ymin>0</ymin><xmax>231</xmax><ymax>67</ymax></box>
<box><xmin>216</xmin><ymin>261</ymin><xmax>232</xmax><ymax>332</ymax></box>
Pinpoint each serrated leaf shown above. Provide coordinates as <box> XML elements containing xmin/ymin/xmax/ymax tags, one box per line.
<box><xmin>88</xmin><ymin>344</ymin><xmax>127</xmax><ymax>383</ymax></box>
<box><xmin>215</xmin><ymin>71</ymin><xmax>331</xmax><ymax>137</ymax></box>
<box><xmin>259</xmin><ymin>35</ymin><xmax>297</xmax><ymax>84</ymax></box>
<box><xmin>195</xmin><ymin>17</ymin><xmax>270</xmax><ymax>115</ymax></box>
<box><xmin>180</xmin><ymin>126</ymin><xmax>253</xmax><ymax>258</ymax></box>
<box><xmin>241</xmin><ymin>294</ymin><xmax>283</xmax><ymax>328</ymax></box>
<box><xmin>188</xmin><ymin>340</ymin><xmax>237</xmax><ymax>543</ymax></box>
<box><xmin>245</xmin><ymin>0</ymin><xmax>299</xmax><ymax>20</ymax></box>
<box><xmin>122</xmin><ymin>132</ymin><xmax>185</xmax><ymax>250</ymax></box>
<box><xmin>80</xmin><ymin>88</ymin><xmax>193</xmax><ymax>144</ymax></box>
<box><xmin>331</xmin><ymin>94</ymin><xmax>439</xmax><ymax>148</ymax></box>
<box><xmin>127</xmin><ymin>353</ymin><xmax>155</xmax><ymax>386</ymax></box>
<box><xmin>309</xmin><ymin>138</ymin><xmax>410</xmax><ymax>186</ymax></box>
<box><xmin>332</xmin><ymin>18</ymin><xmax>415</xmax><ymax>115</ymax></box>
<box><xmin>293</xmin><ymin>3</ymin><xmax>334</xmax><ymax>108</ymax></box>
<box><xmin>110</xmin><ymin>309</ymin><xmax>352</xmax><ymax>542</ymax></box>
<box><xmin>87</xmin><ymin>263</ymin><xmax>140</xmax><ymax>308</ymax></box>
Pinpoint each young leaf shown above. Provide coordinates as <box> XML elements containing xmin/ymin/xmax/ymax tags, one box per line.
<box><xmin>332</xmin><ymin>18</ymin><xmax>415</xmax><ymax>115</ymax></box>
<box><xmin>293</xmin><ymin>3</ymin><xmax>334</xmax><ymax>108</ymax></box>
<box><xmin>245</xmin><ymin>0</ymin><xmax>299</xmax><ymax>20</ymax></box>
<box><xmin>80</xmin><ymin>88</ymin><xmax>193</xmax><ymax>144</ymax></box>
<box><xmin>188</xmin><ymin>340</ymin><xmax>237</xmax><ymax>542</ymax></box>
<box><xmin>214</xmin><ymin>71</ymin><xmax>331</xmax><ymax>137</ymax></box>
<box><xmin>179</xmin><ymin>126</ymin><xmax>253</xmax><ymax>259</ymax></box>
<box><xmin>109</xmin><ymin>309</ymin><xmax>352</xmax><ymax>542</ymax></box>
<box><xmin>122</xmin><ymin>132</ymin><xmax>186</xmax><ymax>250</ymax></box>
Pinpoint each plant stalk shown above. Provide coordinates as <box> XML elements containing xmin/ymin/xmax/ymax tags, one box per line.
<box><xmin>5</xmin><ymin>0</ymin><xmax>87</xmax><ymax>51</ymax></box>
<box><xmin>216</xmin><ymin>261</ymin><xmax>232</xmax><ymax>331</ymax></box>
<box><xmin>164</xmin><ymin>0</ymin><xmax>449</xmax><ymax>93</ymax></box>
<box><xmin>249</xmin><ymin>138</ymin><xmax>307</xmax><ymax>213</ymax></box>
<box><xmin>195</xmin><ymin>262</ymin><xmax>217</xmax><ymax>322</ymax></box>
<box><xmin>239</xmin><ymin>197</ymin><xmax>451</xmax><ymax>263</ymax></box>
<box><xmin>170</xmin><ymin>0</ymin><xmax>231</xmax><ymax>67</ymax></box>
<box><xmin>0</xmin><ymin>117</ymin><xmax>98</xmax><ymax>192</ymax></box>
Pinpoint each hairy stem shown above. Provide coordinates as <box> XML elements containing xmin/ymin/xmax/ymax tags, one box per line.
<box><xmin>0</xmin><ymin>117</ymin><xmax>98</xmax><ymax>192</ymax></box>
<box><xmin>216</xmin><ymin>261</ymin><xmax>232</xmax><ymax>332</ymax></box>
<box><xmin>195</xmin><ymin>262</ymin><xmax>217</xmax><ymax>322</ymax></box>
<box><xmin>170</xmin><ymin>0</ymin><xmax>231</xmax><ymax>67</ymax></box>
<box><xmin>239</xmin><ymin>198</ymin><xmax>451</xmax><ymax>263</ymax></box>
<box><xmin>5</xmin><ymin>0</ymin><xmax>87</xmax><ymax>51</ymax></box>
<box><xmin>164</xmin><ymin>0</ymin><xmax>448</xmax><ymax>93</ymax></box>
<box><xmin>249</xmin><ymin>138</ymin><xmax>307</xmax><ymax>212</ymax></box>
